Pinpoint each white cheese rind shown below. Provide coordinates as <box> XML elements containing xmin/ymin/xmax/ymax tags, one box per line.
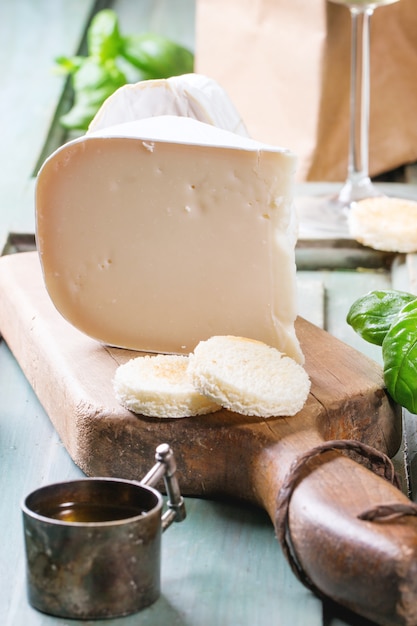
<box><xmin>88</xmin><ymin>73</ymin><xmax>249</xmax><ymax>137</ymax></box>
<box><xmin>88</xmin><ymin>115</ymin><xmax>287</xmax><ymax>152</ymax></box>
<box><xmin>36</xmin><ymin>116</ymin><xmax>302</xmax><ymax>362</ymax></box>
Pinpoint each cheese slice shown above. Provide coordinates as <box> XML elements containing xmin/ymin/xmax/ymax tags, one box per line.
<box><xmin>36</xmin><ymin>115</ymin><xmax>302</xmax><ymax>362</ymax></box>
<box><xmin>88</xmin><ymin>73</ymin><xmax>248</xmax><ymax>137</ymax></box>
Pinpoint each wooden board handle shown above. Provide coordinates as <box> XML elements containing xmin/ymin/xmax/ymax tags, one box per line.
<box><xmin>251</xmin><ymin>432</ymin><xmax>417</xmax><ymax>626</ymax></box>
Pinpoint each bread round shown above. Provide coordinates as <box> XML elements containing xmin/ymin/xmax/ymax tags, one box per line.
<box><xmin>187</xmin><ymin>336</ymin><xmax>310</xmax><ymax>418</ymax></box>
<box><xmin>113</xmin><ymin>354</ymin><xmax>221</xmax><ymax>418</ymax></box>
<box><xmin>348</xmin><ymin>197</ymin><xmax>417</xmax><ymax>252</ymax></box>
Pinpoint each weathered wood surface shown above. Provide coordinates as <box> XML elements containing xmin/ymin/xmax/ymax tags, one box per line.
<box><xmin>4</xmin><ymin>251</ymin><xmax>417</xmax><ymax>626</ymax></box>
<box><xmin>2</xmin><ymin>1</ymin><xmax>417</xmax><ymax>625</ymax></box>
<box><xmin>0</xmin><ymin>0</ymin><xmax>95</xmax><ymax>249</ymax></box>
<box><xmin>0</xmin><ymin>0</ymin><xmax>195</xmax><ymax>250</ymax></box>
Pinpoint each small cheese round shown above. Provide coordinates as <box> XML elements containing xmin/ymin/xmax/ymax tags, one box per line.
<box><xmin>348</xmin><ymin>197</ymin><xmax>417</xmax><ymax>252</ymax></box>
<box><xmin>113</xmin><ymin>354</ymin><xmax>221</xmax><ymax>418</ymax></box>
<box><xmin>187</xmin><ymin>336</ymin><xmax>310</xmax><ymax>418</ymax></box>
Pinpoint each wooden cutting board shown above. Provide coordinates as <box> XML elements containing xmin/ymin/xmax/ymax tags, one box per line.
<box><xmin>2</xmin><ymin>251</ymin><xmax>417</xmax><ymax>626</ymax></box>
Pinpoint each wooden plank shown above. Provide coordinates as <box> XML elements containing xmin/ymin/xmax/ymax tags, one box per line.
<box><xmin>0</xmin><ymin>0</ymin><xmax>95</xmax><ymax>177</ymax></box>
<box><xmin>297</xmin><ymin>268</ymin><xmax>392</xmax><ymax>365</ymax></box>
<box><xmin>1</xmin><ymin>251</ymin><xmax>413</xmax><ymax>625</ymax></box>
<box><xmin>297</xmin><ymin>278</ymin><xmax>325</xmax><ymax>329</ymax></box>
<box><xmin>0</xmin><ymin>339</ymin><xmax>322</xmax><ymax>626</ymax></box>
<box><xmin>0</xmin><ymin>251</ymin><xmax>400</xmax><ymax>488</ymax></box>
<box><xmin>158</xmin><ymin>498</ymin><xmax>322</xmax><ymax>626</ymax></box>
<box><xmin>0</xmin><ymin>0</ymin><xmax>196</xmax><ymax>248</ymax></box>
<box><xmin>297</xmin><ymin>264</ymin><xmax>408</xmax><ymax>493</ymax></box>
<box><xmin>296</xmin><ymin>238</ymin><xmax>395</xmax><ymax>271</ymax></box>
<box><xmin>0</xmin><ymin>0</ymin><xmax>101</xmax><ymax>246</ymax></box>
<box><xmin>4</xmin><ymin>2</ymin><xmax>412</xmax><ymax>624</ymax></box>
<box><xmin>0</xmin><ymin>341</ymin><xmax>84</xmax><ymax>624</ymax></box>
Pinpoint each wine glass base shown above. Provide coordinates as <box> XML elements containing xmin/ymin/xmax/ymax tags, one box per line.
<box><xmin>296</xmin><ymin>180</ymin><xmax>385</xmax><ymax>240</ymax></box>
<box><xmin>296</xmin><ymin>194</ymin><xmax>352</xmax><ymax>240</ymax></box>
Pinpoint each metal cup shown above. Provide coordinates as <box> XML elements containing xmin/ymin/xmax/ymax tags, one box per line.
<box><xmin>22</xmin><ymin>444</ymin><xmax>185</xmax><ymax>619</ymax></box>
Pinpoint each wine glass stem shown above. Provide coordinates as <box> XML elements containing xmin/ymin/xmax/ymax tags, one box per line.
<box><xmin>347</xmin><ymin>7</ymin><xmax>374</xmax><ymax>188</ymax></box>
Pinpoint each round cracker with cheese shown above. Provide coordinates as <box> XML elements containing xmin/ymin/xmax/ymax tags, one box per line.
<box><xmin>187</xmin><ymin>335</ymin><xmax>310</xmax><ymax>418</ymax></box>
<box><xmin>348</xmin><ymin>196</ymin><xmax>417</xmax><ymax>253</ymax></box>
<box><xmin>114</xmin><ymin>354</ymin><xmax>221</xmax><ymax>418</ymax></box>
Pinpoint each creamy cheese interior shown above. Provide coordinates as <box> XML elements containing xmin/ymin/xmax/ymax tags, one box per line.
<box><xmin>36</xmin><ymin>116</ymin><xmax>302</xmax><ymax>362</ymax></box>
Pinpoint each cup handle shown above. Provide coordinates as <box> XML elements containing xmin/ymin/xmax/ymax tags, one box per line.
<box><xmin>140</xmin><ymin>444</ymin><xmax>186</xmax><ymax>530</ymax></box>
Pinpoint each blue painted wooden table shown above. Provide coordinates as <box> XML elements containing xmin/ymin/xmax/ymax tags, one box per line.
<box><xmin>2</xmin><ymin>2</ymin><xmax>417</xmax><ymax>625</ymax></box>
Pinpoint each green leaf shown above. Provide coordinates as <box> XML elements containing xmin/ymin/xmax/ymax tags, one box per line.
<box><xmin>87</xmin><ymin>9</ymin><xmax>122</xmax><ymax>61</ymax></box>
<box><xmin>382</xmin><ymin>300</ymin><xmax>417</xmax><ymax>413</ymax></box>
<box><xmin>60</xmin><ymin>58</ymin><xmax>126</xmax><ymax>130</ymax></box>
<box><xmin>54</xmin><ymin>56</ymin><xmax>84</xmax><ymax>75</ymax></box>
<box><xmin>346</xmin><ymin>289</ymin><xmax>416</xmax><ymax>346</ymax></box>
<box><xmin>55</xmin><ymin>10</ymin><xmax>194</xmax><ymax>130</ymax></box>
<box><xmin>121</xmin><ymin>33</ymin><xmax>194</xmax><ymax>79</ymax></box>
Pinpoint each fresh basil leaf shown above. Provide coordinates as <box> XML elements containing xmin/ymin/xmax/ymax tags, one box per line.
<box><xmin>382</xmin><ymin>299</ymin><xmax>417</xmax><ymax>414</ymax></box>
<box><xmin>55</xmin><ymin>9</ymin><xmax>195</xmax><ymax>130</ymax></box>
<box><xmin>346</xmin><ymin>289</ymin><xmax>416</xmax><ymax>346</ymax></box>
<box><xmin>121</xmin><ymin>33</ymin><xmax>194</xmax><ymax>79</ymax></box>
<box><xmin>60</xmin><ymin>58</ymin><xmax>126</xmax><ymax>130</ymax></box>
<box><xmin>54</xmin><ymin>56</ymin><xmax>84</xmax><ymax>75</ymax></box>
<box><xmin>87</xmin><ymin>9</ymin><xmax>122</xmax><ymax>62</ymax></box>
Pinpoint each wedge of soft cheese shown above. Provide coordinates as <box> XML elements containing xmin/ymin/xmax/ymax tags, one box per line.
<box><xmin>36</xmin><ymin>115</ymin><xmax>303</xmax><ymax>362</ymax></box>
<box><xmin>88</xmin><ymin>73</ymin><xmax>248</xmax><ymax>137</ymax></box>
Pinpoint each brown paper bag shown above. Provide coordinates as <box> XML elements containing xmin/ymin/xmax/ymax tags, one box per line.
<box><xmin>195</xmin><ymin>0</ymin><xmax>417</xmax><ymax>182</ymax></box>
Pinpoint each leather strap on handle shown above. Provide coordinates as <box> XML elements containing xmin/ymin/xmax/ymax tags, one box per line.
<box><xmin>271</xmin><ymin>439</ymin><xmax>417</xmax><ymax>626</ymax></box>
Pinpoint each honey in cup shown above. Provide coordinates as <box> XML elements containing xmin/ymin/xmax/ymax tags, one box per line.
<box><xmin>39</xmin><ymin>500</ymin><xmax>148</xmax><ymax>523</ymax></box>
<box><xmin>22</xmin><ymin>478</ymin><xmax>164</xmax><ymax>619</ymax></box>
